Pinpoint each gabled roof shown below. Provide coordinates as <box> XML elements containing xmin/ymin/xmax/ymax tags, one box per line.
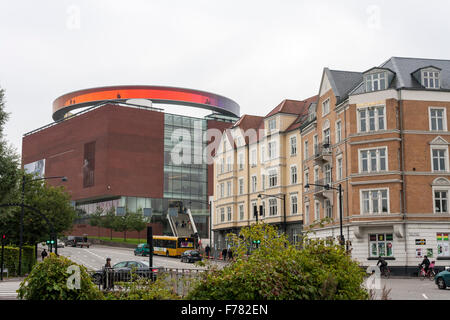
<box><xmin>325</xmin><ymin>68</ymin><xmax>363</xmax><ymax>104</ymax></box>
<box><xmin>265</xmin><ymin>96</ymin><xmax>317</xmax><ymax>118</ymax></box>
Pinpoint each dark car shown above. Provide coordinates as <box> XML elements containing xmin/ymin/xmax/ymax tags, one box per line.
<box><xmin>91</xmin><ymin>261</ymin><xmax>164</xmax><ymax>285</ymax></box>
<box><xmin>435</xmin><ymin>268</ymin><xmax>450</xmax><ymax>289</ymax></box>
<box><xmin>180</xmin><ymin>250</ymin><xmax>202</xmax><ymax>263</ymax></box>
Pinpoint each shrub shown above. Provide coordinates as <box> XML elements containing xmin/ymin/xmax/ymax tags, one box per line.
<box><xmin>0</xmin><ymin>245</ymin><xmax>35</xmax><ymax>276</ymax></box>
<box><xmin>186</xmin><ymin>223</ymin><xmax>369</xmax><ymax>300</ymax></box>
<box><xmin>17</xmin><ymin>253</ymin><xmax>103</xmax><ymax>300</ymax></box>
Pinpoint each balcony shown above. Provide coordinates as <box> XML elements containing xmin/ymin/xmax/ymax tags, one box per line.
<box><xmin>313</xmin><ymin>141</ymin><xmax>332</xmax><ymax>163</ymax></box>
<box><xmin>310</xmin><ymin>178</ymin><xmax>334</xmax><ymax>204</ymax></box>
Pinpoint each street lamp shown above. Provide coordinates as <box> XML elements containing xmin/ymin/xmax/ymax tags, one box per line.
<box><xmin>304</xmin><ymin>182</ymin><xmax>345</xmax><ymax>250</ymax></box>
<box><xmin>257</xmin><ymin>193</ymin><xmax>286</xmax><ymax>233</ymax></box>
<box><xmin>19</xmin><ymin>175</ymin><xmax>67</xmax><ymax>275</ymax></box>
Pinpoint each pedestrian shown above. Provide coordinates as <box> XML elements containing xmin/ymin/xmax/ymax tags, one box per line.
<box><xmin>175</xmin><ymin>221</ymin><xmax>179</xmax><ymax>228</ymax></box>
<box><xmin>227</xmin><ymin>248</ymin><xmax>233</xmax><ymax>261</ymax></box>
<box><xmin>41</xmin><ymin>248</ymin><xmax>48</xmax><ymax>260</ymax></box>
<box><xmin>222</xmin><ymin>248</ymin><xmax>227</xmax><ymax>261</ymax></box>
<box><xmin>205</xmin><ymin>244</ymin><xmax>210</xmax><ymax>259</ymax></box>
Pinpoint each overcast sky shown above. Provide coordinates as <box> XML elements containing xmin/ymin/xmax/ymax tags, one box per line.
<box><xmin>1</xmin><ymin>0</ymin><xmax>449</xmax><ymax>154</ymax></box>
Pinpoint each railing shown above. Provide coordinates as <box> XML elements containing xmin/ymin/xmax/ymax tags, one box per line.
<box><xmin>90</xmin><ymin>267</ymin><xmax>206</xmax><ymax>297</ymax></box>
<box><xmin>313</xmin><ymin>142</ymin><xmax>332</xmax><ymax>158</ymax></box>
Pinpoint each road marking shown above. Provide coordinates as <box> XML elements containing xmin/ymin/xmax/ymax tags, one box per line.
<box><xmin>422</xmin><ymin>293</ymin><xmax>429</xmax><ymax>300</ymax></box>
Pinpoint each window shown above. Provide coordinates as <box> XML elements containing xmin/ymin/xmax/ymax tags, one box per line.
<box><xmin>290</xmin><ymin>136</ymin><xmax>297</xmax><ymax>155</ymax></box>
<box><xmin>314</xmin><ymin>201</ymin><xmax>320</xmax><ymax>221</ymax></box>
<box><xmin>262</xmin><ymin>173</ymin><xmax>266</xmax><ymax>191</ymax></box>
<box><xmin>269</xmin><ymin>169</ymin><xmax>278</xmax><ymax>187</ymax></box>
<box><xmin>238</xmin><ymin>153</ymin><xmax>244</xmax><ymax>170</ymax></box>
<box><xmin>429</xmin><ymin>108</ymin><xmax>447</xmax><ymax>131</ymax></box>
<box><xmin>336</xmin><ymin>157</ymin><xmax>343</xmax><ymax>180</ymax></box>
<box><xmin>239</xmin><ymin>204</ymin><xmax>244</xmax><ymax>220</ymax></box>
<box><xmin>432</xmin><ymin>148</ymin><xmax>448</xmax><ymax>171</ymax></box>
<box><xmin>227</xmin><ymin>156</ymin><xmax>232</xmax><ymax>172</ymax></box>
<box><xmin>304</xmin><ymin>140</ymin><xmax>309</xmax><ymax>159</ymax></box>
<box><xmin>313</xmin><ymin>135</ymin><xmax>319</xmax><ymax>155</ymax></box>
<box><xmin>360</xmin><ymin>147</ymin><xmax>387</xmax><ymax>173</ymax></box>
<box><xmin>304</xmin><ymin>169</ymin><xmax>309</xmax><ymax>186</ymax></box>
<box><xmin>238</xmin><ymin>178</ymin><xmax>244</xmax><ymax>195</ymax></box>
<box><xmin>260</xmin><ymin>145</ymin><xmax>265</xmax><ymax>163</ymax></box>
<box><xmin>269</xmin><ymin>118</ymin><xmax>276</xmax><ymax>131</ymax></box>
<box><xmin>261</xmin><ymin>200</ymin><xmax>266</xmax><ymax>217</ymax></box>
<box><xmin>291</xmin><ymin>195</ymin><xmax>298</xmax><ymax>215</ymax></box>
<box><xmin>324</xmin><ymin>164</ymin><xmax>331</xmax><ymax>185</ymax></box>
<box><xmin>361</xmin><ymin>189</ymin><xmax>389</xmax><ymax>214</ymax></box>
<box><xmin>227</xmin><ymin>207</ymin><xmax>232</xmax><ymax>221</ymax></box>
<box><xmin>358</xmin><ymin>106</ymin><xmax>385</xmax><ymax>132</ymax></box>
<box><xmin>325</xmin><ymin>200</ymin><xmax>332</xmax><ymax>219</ymax></box>
<box><xmin>220</xmin><ymin>158</ymin><xmax>224</xmax><ymax>174</ymax></box>
<box><xmin>422</xmin><ymin>71</ymin><xmax>440</xmax><ymax>89</ymax></box>
<box><xmin>365</xmin><ymin>72</ymin><xmax>387</xmax><ymax>92</ymax></box>
<box><xmin>304</xmin><ymin>203</ymin><xmax>310</xmax><ymax>225</ymax></box>
<box><xmin>83</xmin><ymin>141</ymin><xmax>96</xmax><ymax>188</ymax></box>
<box><xmin>336</xmin><ymin>120</ymin><xmax>342</xmax><ymax>143</ymax></box>
<box><xmin>220</xmin><ymin>208</ymin><xmax>225</xmax><ymax>222</ymax></box>
<box><xmin>268</xmin><ymin>141</ymin><xmax>277</xmax><ymax>159</ymax></box>
<box><xmin>251</xmin><ymin>201</ymin><xmax>257</xmax><ymax>219</ymax></box>
<box><xmin>434</xmin><ymin>190</ymin><xmax>448</xmax><ymax>213</ymax></box>
<box><xmin>220</xmin><ymin>183</ymin><xmax>224</xmax><ymax>198</ymax></box>
<box><xmin>291</xmin><ymin>165</ymin><xmax>298</xmax><ymax>184</ymax></box>
<box><xmin>251</xmin><ymin>149</ymin><xmax>257</xmax><ymax>167</ymax></box>
<box><xmin>437</xmin><ymin>233</ymin><xmax>450</xmax><ymax>257</ymax></box>
<box><xmin>227</xmin><ymin>181</ymin><xmax>231</xmax><ymax>197</ymax></box>
<box><xmin>322</xmin><ymin>98</ymin><xmax>330</xmax><ymax>116</ymax></box>
<box><xmin>251</xmin><ymin>175</ymin><xmax>257</xmax><ymax>193</ymax></box>
<box><xmin>269</xmin><ymin>198</ymin><xmax>278</xmax><ymax>216</ymax></box>
<box><xmin>369</xmin><ymin>233</ymin><xmax>393</xmax><ymax>257</ymax></box>
<box><xmin>314</xmin><ymin>167</ymin><xmax>319</xmax><ymax>185</ymax></box>
<box><xmin>323</xmin><ymin>128</ymin><xmax>331</xmax><ymax>145</ymax></box>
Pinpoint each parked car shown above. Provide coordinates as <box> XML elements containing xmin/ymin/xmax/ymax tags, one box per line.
<box><xmin>180</xmin><ymin>250</ymin><xmax>202</xmax><ymax>263</ymax></box>
<box><xmin>134</xmin><ymin>243</ymin><xmax>150</xmax><ymax>256</ymax></box>
<box><xmin>91</xmin><ymin>260</ymin><xmax>164</xmax><ymax>284</ymax></box>
<box><xmin>56</xmin><ymin>240</ymin><xmax>65</xmax><ymax>248</ymax></box>
<box><xmin>435</xmin><ymin>268</ymin><xmax>450</xmax><ymax>289</ymax></box>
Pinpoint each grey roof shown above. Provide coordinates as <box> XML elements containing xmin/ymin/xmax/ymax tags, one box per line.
<box><xmin>381</xmin><ymin>57</ymin><xmax>450</xmax><ymax>90</ymax></box>
<box><xmin>325</xmin><ymin>68</ymin><xmax>363</xmax><ymax>104</ymax></box>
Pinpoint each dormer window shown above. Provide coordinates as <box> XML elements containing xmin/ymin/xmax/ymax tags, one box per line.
<box><xmin>422</xmin><ymin>70</ymin><xmax>440</xmax><ymax>89</ymax></box>
<box><xmin>268</xmin><ymin>118</ymin><xmax>276</xmax><ymax>131</ymax></box>
<box><xmin>365</xmin><ymin>72</ymin><xmax>387</xmax><ymax>92</ymax></box>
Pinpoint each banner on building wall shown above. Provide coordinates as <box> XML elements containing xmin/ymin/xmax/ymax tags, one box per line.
<box><xmin>24</xmin><ymin>159</ymin><xmax>45</xmax><ymax>178</ymax></box>
<box><xmin>416</xmin><ymin>248</ymin><xmax>422</xmax><ymax>258</ymax></box>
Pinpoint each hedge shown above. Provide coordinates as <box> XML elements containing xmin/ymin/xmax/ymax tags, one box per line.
<box><xmin>1</xmin><ymin>245</ymin><xmax>36</xmax><ymax>276</ymax></box>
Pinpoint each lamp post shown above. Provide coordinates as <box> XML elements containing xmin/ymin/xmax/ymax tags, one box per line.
<box><xmin>304</xmin><ymin>182</ymin><xmax>345</xmax><ymax>250</ymax></box>
<box><xmin>257</xmin><ymin>193</ymin><xmax>286</xmax><ymax>233</ymax></box>
<box><xmin>19</xmin><ymin>175</ymin><xmax>67</xmax><ymax>276</ymax></box>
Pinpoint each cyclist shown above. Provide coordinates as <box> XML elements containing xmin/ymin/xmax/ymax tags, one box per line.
<box><xmin>419</xmin><ymin>255</ymin><xmax>431</xmax><ymax>275</ymax></box>
<box><xmin>377</xmin><ymin>255</ymin><xmax>388</xmax><ymax>274</ymax></box>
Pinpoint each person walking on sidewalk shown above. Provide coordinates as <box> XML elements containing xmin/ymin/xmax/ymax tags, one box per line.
<box><xmin>205</xmin><ymin>245</ymin><xmax>210</xmax><ymax>259</ymax></box>
<box><xmin>41</xmin><ymin>249</ymin><xmax>48</xmax><ymax>261</ymax></box>
<box><xmin>222</xmin><ymin>248</ymin><xmax>227</xmax><ymax>261</ymax></box>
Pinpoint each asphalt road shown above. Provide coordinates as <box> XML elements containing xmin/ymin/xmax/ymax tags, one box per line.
<box><xmin>369</xmin><ymin>277</ymin><xmax>450</xmax><ymax>300</ymax></box>
<box><xmin>43</xmin><ymin>244</ymin><xmax>226</xmax><ymax>271</ymax></box>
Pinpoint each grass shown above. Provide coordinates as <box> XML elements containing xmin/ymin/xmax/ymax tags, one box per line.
<box><xmin>88</xmin><ymin>236</ymin><xmax>145</xmax><ymax>245</ymax></box>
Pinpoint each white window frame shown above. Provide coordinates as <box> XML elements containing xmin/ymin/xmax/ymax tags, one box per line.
<box><xmin>251</xmin><ymin>175</ymin><xmax>257</xmax><ymax>193</ymax></box>
<box><xmin>227</xmin><ymin>155</ymin><xmax>232</xmax><ymax>172</ymax></box>
<box><xmin>227</xmin><ymin>206</ymin><xmax>232</xmax><ymax>221</ymax></box>
<box><xmin>357</xmin><ymin>105</ymin><xmax>386</xmax><ymax>133</ymax></box>
<box><xmin>325</xmin><ymin>199</ymin><xmax>332</xmax><ymax>219</ymax></box>
<box><xmin>250</xmin><ymin>148</ymin><xmax>257</xmax><ymax>167</ymax></box>
<box><xmin>360</xmin><ymin>188</ymin><xmax>390</xmax><ymax>215</ymax></box>
<box><xmin>268</xmin><ymin>140</ymin><xmax>277</xmax><ymax>160</ymax></box>
<box><xmin>359</xmin><ymin>146</ymin><xmax>388</xmax><ymax>173</ymax></box>
<box><xmin>429</xmin><ymin>107</ymin><xmax>447</xmax><ymax>131</ymax></box>
<box><xmin>365</xmin><ymin>72</ymin><xmax>387</xmax><ymax>92</ymax></box>
<box><xmin>290</xmin><ymin>165</ymin><xmax>298</xmax><ymax>185</ymax></box>
<box><xmin>227</xmin><ymin>181</ymin><xmax>232</xmax><ymax>197</ymax></box>
<box><xmin>260</xmin><ymin>145</ymin><xmax>265</xmax><ymax>163</ymax></box>
<box><xmin>431</xmin><ymin>146</ymin><xmax>449</xmax><ymax>172</ymax></box>
<box><xmin>324</xmin><ymin>163</ymin><xmax>332</xmax><ymax>185</ymax></box>
<box><xmin>304</xmin><ymin>140</ymin><xmax>309</xmax><ymax>159</ymax></box>
<box><xmin>268</xmin><ymin>118</ymin><xmax>277</xmax><ymax>131</ymax></box>
<box><xmin>239</xmin><ymin>204</ymin><xmax>245</xmax><ymax>220</ymax></box>
<box><xmin>238</xmin><ymin>178</ymin><xmax>244</xmax><ymax>195</ymax></box>
<box><xmin>335</xmin><ymin>120</ymin><xmax>342</xmax><ymax>143</ymax></box>
<box><xmin>314</xmin><ymin>200</ymin><xmax>320</xmax><ymax>221</ymax></box>
<box><xmin>238</xmin><ymin>152</ymin><xmax>245</xmax><ymax>170</ymax></box>
<box><xmin>322</xmin><ymin>98</ymin><xmax>330</xmax><ymax>116</ymax></box>
<box><xmin>304</xmin><ymin>169</ymin><xmax>309</xmax><ymax>187</ymax></box>
<box><xmin>291</xmin><ymin>194</ymin><xmax>298</xmax><ymax>215</ymax></box>
<box><xmin>304</xmin><ymin>202</ymin><xmax>310</xmax><ymax>225</ymax></box>
<box><xmin>269</xmin><ymin>198</ymin><xmax>278</xmax><ymax>216</ymax></box>
<box><xmin>336</xmin><ymin>156</ymin><xmax>343</xmax><ymax>181</ymax></box>
<box><xmin>422</xmin><ymin>70</ymin><xmax>440</xmax><ymax>89</ymax></box>
<box><xmin>290</xmin><ymin>135</ymin><xmax>297</xmax><ymax>156</ymax></box>
<box><xmin>433</xmin><ymin>188</ymin><xmax>449</xmax><ymax>214</ymax></box>
<box><xmin>220</xmin><ymin>208</ymin><xmax>225</xmax><ymax>222</ymax></box>
<box><xmin>220</xmin><ymin>183</ymin><xmax>224</xmax><ymax>198</ymax></box>
<box><xmin>269</xmin><ymin>169</ymin><xmax>278</xmax><ymax>187</ymax></box>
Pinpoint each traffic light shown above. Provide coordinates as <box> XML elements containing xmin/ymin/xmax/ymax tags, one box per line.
<box><xmin>252</xmin><ymin>239</ymin><xmax>261</xmax><ymax>244</ymax></box>
<box><xmin>1</xmin><ymin>234</ymin><xmax>5</xmax><ymax>242</ymax></box>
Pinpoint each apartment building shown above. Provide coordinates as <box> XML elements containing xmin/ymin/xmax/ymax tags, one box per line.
<box><xmin>301</xmin><ymin>57</ymin><xmax>450</xmax><ymax>275</ymax></box>
<box><xmin>212</xmin><ymin>97</ymin><xmax>317</xmax><ymax>250</ymax></box>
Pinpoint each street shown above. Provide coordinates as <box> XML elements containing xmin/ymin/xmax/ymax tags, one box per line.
<box><xmin>373</xmin><ymin>277</ymin><xmax>450</xmax><ymax>300</ymax></box>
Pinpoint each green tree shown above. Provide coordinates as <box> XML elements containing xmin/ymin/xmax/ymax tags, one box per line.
<box><xmin>0</xmin><ymin>86</ymin><xmax>20</xmax><ymax>204</ymax></box>
<box><xmin>112</xmin><ymin>210</ymin><xmax>135</xmax><ymax>241</ymax></box>
<box><xmin>100</xmin><ymin>207</ymin><xmax>117</xmax><ymax>240</ymax></box>
<box><xmin>128</xmin><ymin>209</ymin><xmax>148</xmax><ymax>242</ymax></box>
<box><xmin>89</xmin><ymin>207</ymin><xmax>103</xmax><ymax>238</ymax></box>
<box><xmin>186</xmin><ymin>223</ymin><xmax>369</xmax><ymax>300</ymax></box>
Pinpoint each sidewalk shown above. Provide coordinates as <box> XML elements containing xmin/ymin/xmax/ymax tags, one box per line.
<box><xmin>0</xmin><ymin>278</ymin><xmax>23</xmax><ymax>300</ymax></box>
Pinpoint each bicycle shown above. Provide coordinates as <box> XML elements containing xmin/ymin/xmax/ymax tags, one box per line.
<box><xmin>418</xmin><ymin>264</ymin><xmax>436</xmax><ymax>281</ymax></box>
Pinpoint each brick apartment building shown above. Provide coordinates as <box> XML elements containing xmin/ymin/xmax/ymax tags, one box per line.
<box><xmin>301</xmin><ymin>57</ymin><xmax>450</xmax><ymax>275</ymax></box>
